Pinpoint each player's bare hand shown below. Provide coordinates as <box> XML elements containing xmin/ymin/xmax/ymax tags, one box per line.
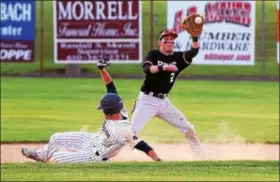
<box><xmin>163</xmin><ymin>65</ymin><xmax>178</xmax><ymax>72</ymax></box>
<box><xmin>97</xmin><ymin>57</ymin><xmax>110</xmax><ymax>70</ymax></box>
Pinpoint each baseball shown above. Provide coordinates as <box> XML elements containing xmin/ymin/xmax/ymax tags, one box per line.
<box><xmin>195</xmin><ymin>16</ymin><xmax>202</xmax><ymax>24</ymax></box>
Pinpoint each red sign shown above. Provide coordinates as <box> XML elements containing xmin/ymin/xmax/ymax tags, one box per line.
<box><xmin>54</xmin><ymin>0</ymin><xmax>142</xmax><ymax>63</ymax></box>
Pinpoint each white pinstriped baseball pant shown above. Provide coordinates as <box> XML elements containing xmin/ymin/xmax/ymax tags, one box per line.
<box><xmin>36</xmin><ymin>132</ymin><xmax>104</xmax><ymax>163</ymax></box>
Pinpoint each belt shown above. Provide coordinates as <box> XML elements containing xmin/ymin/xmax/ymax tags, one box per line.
<box><xmin>144</xmin><ymin>91</ymin><xmax>168</xmax><ymax>99</ymax></box>
<box><xmin>95</xmin><ymin>151</ymin><xmax>108</xmax><ymax>161</ymax></box>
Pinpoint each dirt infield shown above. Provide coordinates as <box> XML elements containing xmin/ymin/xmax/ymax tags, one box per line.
<box><xmin>1</xmin><ymin>143</ymin><xmax>279</xmax><ymax>163</ymax></box>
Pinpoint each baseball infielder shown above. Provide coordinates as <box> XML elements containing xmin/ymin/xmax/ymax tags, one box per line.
<box><xmin>21</xmin><ymin>60</ymin><xmax>162</xmax><ymax>163</ymax></box>
<box><xmin>130</xmin><ymin>14</ymin><xmax>205</xmax><ymax>158</ymax></box>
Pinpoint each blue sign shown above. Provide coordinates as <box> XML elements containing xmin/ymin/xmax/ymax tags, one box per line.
<box><xmin>0</xmin><ymin>0</ymin><xmax>36</xmax><ymax>41</ymax></box>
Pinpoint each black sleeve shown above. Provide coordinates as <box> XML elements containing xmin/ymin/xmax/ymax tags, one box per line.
<box><xmin>177</xmin><ymin>47</ymin><xmax>199</xmax><ymax>71</ymax></box>
<box><xmin>143</xmin><ymin>64</ymin><xmax>152</xmax><ymax>73</ymax></box>
<box><xmin>134</xmin><ymin>140</ymin><xmax>153</xmax><ymax>154</ymax></box>
<box><xmin>106</xmin><ymin>82</ymin><xmax>118</xmax><ymax>94</ymax></box>
<box><xmin>142</xmin><ymin>50</ymin><xmax>157</xmax><ymax>73</ymax></box>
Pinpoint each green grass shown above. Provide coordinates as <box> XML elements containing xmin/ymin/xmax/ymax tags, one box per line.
<box><xmin>1</xmin><ymin>161</ymin><xmax>279</xmax><ymax>181</ymax></box>
<box><xmin>1</xmin><ymin>78</ymin><xmax>279</xmax><ymax>143</ymax></box>
<box><xmin>0</xmin><ymin>1</ymin><xmax>279</xmax><ymax>76</ymax></box>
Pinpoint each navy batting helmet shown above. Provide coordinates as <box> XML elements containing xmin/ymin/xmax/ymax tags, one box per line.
<box><xmin>96</xmin><ymin>93</ymin><xmax>124</xmax><ymax>115</ymax></box>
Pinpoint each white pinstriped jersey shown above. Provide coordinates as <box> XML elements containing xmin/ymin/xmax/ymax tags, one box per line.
<box><xmin>95</xmin><ymin>119</ymin><xmax>140</xmax><ymax>159</ymax></box>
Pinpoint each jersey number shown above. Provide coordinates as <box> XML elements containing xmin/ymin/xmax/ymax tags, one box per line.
<box><xmin>170</xmin><ymin>73</ymin><xmax>175</xmax><ymax>83</ymax></box>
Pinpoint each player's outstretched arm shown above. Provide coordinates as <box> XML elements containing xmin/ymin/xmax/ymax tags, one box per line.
<box><xmin>99</xmin><ymin>69</ymin><xmax>113</xmax><ymax>84</ymax></box>
<box><xmin>99</xmin><ymin>69</ymin><xmax>118</xmax><ymax>94</ymax></box>
<box><xmin>181</xmin><ymin>14</ymin><xmax>203</xmax><ymax>64</ymax></box>
<box><xmin>182</xmin><ymin>43</ymin><xmax>199</xmax><ymax>65</ymax></box>
<box><xmin>119</xmin><ymin>127</ymin><xmax>162</xmax><ymax>161</ymax></box>
<box><xmin>97</xmin><ymin>58</ymin><xmax>118</xmax><ymax>94</ymax></box>
<box><xmin>134</xmin><ymin>140</ymin><xmax>162</xmax><ymax>161</ymax></box>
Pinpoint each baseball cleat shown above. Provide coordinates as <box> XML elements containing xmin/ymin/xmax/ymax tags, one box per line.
<box><xmin>21</xmin><ymin>148</ymin><xmax>43</xmax><ymax>162</ymax></box>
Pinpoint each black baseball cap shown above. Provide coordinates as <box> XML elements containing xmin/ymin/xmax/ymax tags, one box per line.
<box><xmin>96</xmin><ymin>93</ymin><xmax>124</xmax><ymax>115</ymax></box>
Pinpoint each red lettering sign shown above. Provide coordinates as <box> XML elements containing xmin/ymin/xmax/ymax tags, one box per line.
<box><xmin>205</xmin><ymin>1</ymin><xmax>251</xmax><ymax>26</ymax></box>
<box><xmin>54</xmin><ymin>0</ymin><xmax>142</xmax><ymax>63</ymax></box>
<box><xmin>172</xmin><ymin>10</ymin><xmax>183</xmax><ymax>33</ymax></box>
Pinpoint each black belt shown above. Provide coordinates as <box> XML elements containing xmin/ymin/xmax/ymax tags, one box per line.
<box><xmin>144</xmin><ymin>91</ymin><xmax>168</xmax><ymax>99</ymax></box>
<box><xmin>95</xmin><ymin>151</ymin><xmax>108</xmax><ymax>161</ymax></box>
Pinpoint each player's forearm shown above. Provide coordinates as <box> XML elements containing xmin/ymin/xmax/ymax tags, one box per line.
<box><xmin>185</xmin><ymin>47</ymin><xmax>199</xmax><ymax>58</ymax></box>
<box><xmin>134</xmin><ymin>140</ymin><xmax>162</xmax><ymax>161</ymax></box>
<box><xmin>183</xmin><ymin>40</ymin><xmax>200</xmax><ymax>64</ymax></box>
<box><xmin>143</xmin><ymin>63</ymin><xmax>159</xmax><ymax>74</ymax></box>
<box><xmin>150</xmin><ymin>65</ymin><xmax>161</xmax><ymax>73</ymax></box>
<box><xmin>192</xmin><ymin>36</ymin><xmax>199</xmax><ymax>49</ymax></box>
<box><xmin>99</xmin><ymin>69</ymin><xmax>112</xmax><ymax>85</ymax></box>
<box><xmin>192</xmin><ymin>42</ymin><xmax>199</xmax><ymax>49</ymax></box>
<box><xmin>143</xmin><ymin>64</ymin><xmax>168</xmax><ymax>74</ymax></box>
<box><xmin>99</xmin><ymin>69</ymin><xmax>118</xmax><ymax>94</ymax></box>
<box><xmin>147</xmin><ymin>150</ymin><xmax>162</xmax><ymax>161</ymax></box>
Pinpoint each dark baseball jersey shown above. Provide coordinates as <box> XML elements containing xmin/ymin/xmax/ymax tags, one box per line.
<box><xmin>140</xmin><ymin>50</ymin><xmax>191</xmax><ymax>94</ymax></box>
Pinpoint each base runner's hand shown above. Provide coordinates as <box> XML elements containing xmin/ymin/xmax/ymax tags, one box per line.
<box><xmin>97</xmin><ymin>58</ymin><xmax>110</xmax><ymax>70</ymax></box>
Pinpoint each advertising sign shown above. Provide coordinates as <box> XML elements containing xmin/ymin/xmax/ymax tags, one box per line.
<box><xmin>167</xmin><ymin>1</ymin><xmax>256</xmax><ymax>65</ymax></box>
<box><xmin>53</xmin><ymin>0</ymin><xmax>142</xmax><ymax>63</ymax></box>
<box><xmin>0</xmin><ymin>0</ymin><xmax>36</xmax><ymax>62</ymax></box>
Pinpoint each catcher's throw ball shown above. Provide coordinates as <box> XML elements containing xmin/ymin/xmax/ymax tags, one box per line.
<box><xmin>195</xmin><ymin>16</ymin><xmax>202</xmax><ymax>24</ymax></box>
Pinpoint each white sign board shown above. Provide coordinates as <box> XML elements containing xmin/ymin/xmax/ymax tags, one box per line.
<box><xmin>167</xmin><ymin>1</ymin><xmax>256</xmax><ymax>65</ymax></box>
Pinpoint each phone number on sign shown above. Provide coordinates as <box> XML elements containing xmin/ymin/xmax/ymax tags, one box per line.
<box><xmin>204</xmin><ymin>54</ymin><xmax>251</xmax><ymax>61</ymax></box>
<box><xmin>66</xmin><ymin>54</ymin><xmax>130</xmax><ymax>61</ymax></box>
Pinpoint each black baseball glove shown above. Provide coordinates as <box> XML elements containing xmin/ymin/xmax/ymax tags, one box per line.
<box><xmin>97</xmin><ymin>58</ymin><xmax>110</xmax><ymax>70</ymax></box>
